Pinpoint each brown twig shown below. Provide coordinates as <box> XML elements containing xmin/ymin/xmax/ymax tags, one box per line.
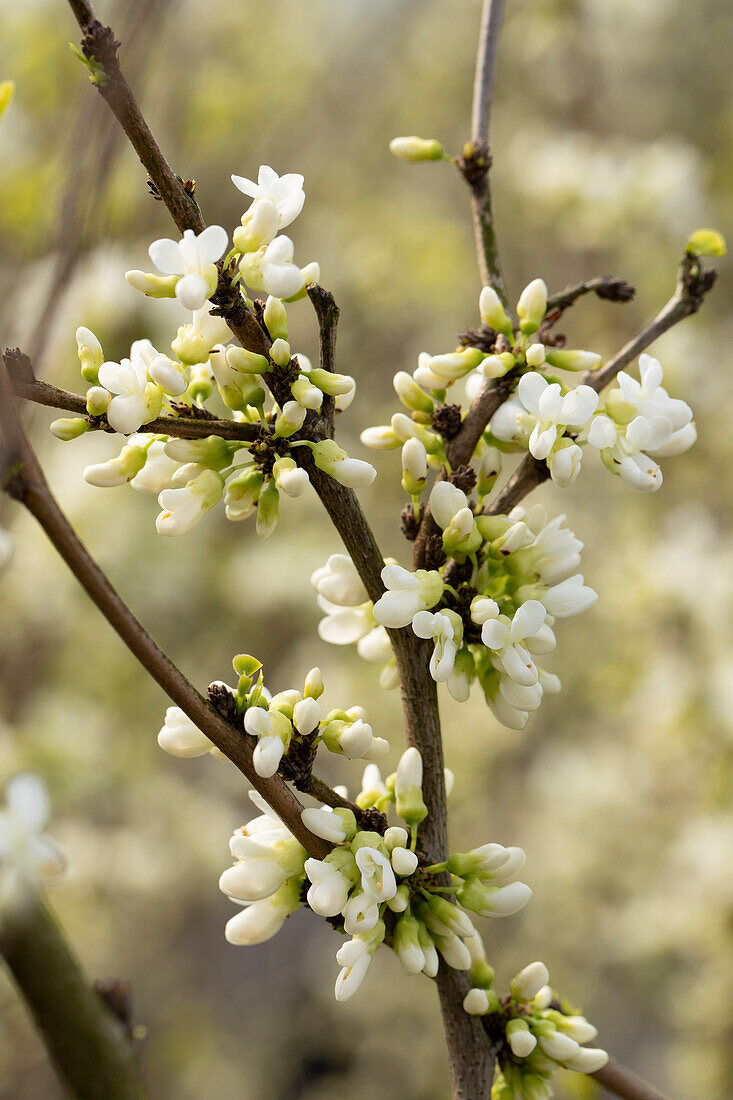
<box><xmin>307</xmin><ymin>284</ymin><xmax>339</xmax><ymax>438</ymax></box>
<box><xmin>0</xmin><ymin>890</ymin><xmax>143</xmax><ymax>1100</ymax></box>
<box><xmin>461</xmin><ymin>0</ymin><xmax>508</xmax><ymax>305</ymax></box>
<box><xmin>546</xmin><ymin>275</ymin><xmax>635</xmax><ymax>316</ymax></box>
<box><xmin>6</xmin><ymin>356</ymin><xmax>259</xmax><ymax>444</ymax></box>
<box><xmin>0</xmin><ymin>359</ymin><xmax>327</xmax><ymax>860</ymax></box>
<box><xmin>592</xmin><ymin>1057</ymin><xmax>673</xmax><ymax>1100</ymax></box>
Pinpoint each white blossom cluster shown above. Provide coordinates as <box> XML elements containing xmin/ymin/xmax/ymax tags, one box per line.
<box><xmin>0</xmin><ymin>775</ymin><xmax>66</xmax><ymax>911</ymax></box>
<box><xmin>363</xmin><ymin>280</ymin><xmax>694</xmax><ymax>497</ymax></box>
<box><xmin>461</xmin><ymin>959</ymin><xmax>607</xmax><ymax>1098</ymax></box>
<box><xmin>312</xmin><ymin>502</ymin><xmax>596</xmax><ymax>728</ymax></box>
<box><xmin>50</xmin><ymin>166</ymin><xmax>376</xmax><ymax>538</ymax></box>
<box><xmin>156</xmin><ymin>656</ymin><xmax>388</xmax><ymax>779</ymax></box>
<box><xmin>219</xmin><ymin>747</ymin><xmax>531</xmax><ymax>1001</ymax></box>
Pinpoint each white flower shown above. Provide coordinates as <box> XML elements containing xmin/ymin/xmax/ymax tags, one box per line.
<box><xmin>474</xmin><ymin>599</ymin><xmax>548</xmax><ymax>686</ymax></box>
<box><xmin>548</xmin><ymin>441</ymin><xmax>583</xmax><ymax>487</ymax></box>
<box><xmin>157</xmin><ymin>707</ymin><xmax>213</xmax><ymax>758</ymax></box>
<box><xmin>272</xmin><ymin>457</ymin><xmax>309</xmax><ymax>498</ymax></box>
<box><xmin>511</xmin><ymin>960</ymin><xmax>550</xmax><ymax>1001</ymax></box>
<box><xmin>316</xmin><ymin>596</ymin><xmax>374</xmax><ymax>646</ymax></box>
<box><xmin>83</xmin><ymin>441</ymin><xmax>147</xmax><ymax>488</ymax></box>
<box><xmin>0</xmin><ymin>775</ymin><xmax>66</xmax><ymax>905</ymax></box>
<box><xmin>172</xmin><ymin>303</ymin><xmax>232</xmax><ymax>366</ymax></box>
<box><xmin>342</xmin><ymin>890</ymin><xmax>380</xmax><ymax>936</ymax></box>
<box><xmin>355</xmin><ymin>845</ymin><xmax>397</xmax><ymax>903</ymax></box>
<box><xmin>98</xmin><ymin>341</ymin><xmax>163</xmax><ymax>435</ymax></box>
<box><xmin>507</xmin><ymin>1026</ymin><xmax>537</xmax><ymax>1057</ymax></box>
<box><xmin>463</xmin><ymin>988</ymin><xmax>491</xmax><ymax>1015</ymax></box>
<box><xmin>305</xmin><ymin>857</ymin><xmax>354</xmax><ymax>916</ymax></box>
<box><xmin>155</xmin><ymin>469</ymin><xmax>224</xmax><ymax>536</ymax></box>
<box><xmin>540</xmin><ymin>574</ymin><xmax>597</xmax><ymax>618</ymax></box>
<box><xmin>429</xmin><ymin>481</ymin><xmax>469</xmax><ymax>529</ymax></box>
<box><xmin>509</xmin><ymin>505</ymin><xmax>583</xmax><ymax>584</ymax></box>
<box><xmin>588</xmin><ymin>413</ymin><xmax>671</xmax><ymax>492</ymax></box>
<box><xmin>293</xmin><ymin>697</ymin><xmax>321</xmax><ymax>736</ymax></box>
<box><xmin>244</xmin><ymin>707</ymin><xmax>292</xmax><ymax>778</ymax></box>
<box><xmin>411</xmin><ymin>610</ymin><xmax>460</xmax><ymax>682</ymax></box>
<box><xmin>311</xmin><ymin>440</ymin><xmax>377</xmax><ymax>489</ymax></box>
<box><xmin>240</xmin><ymin>235</ymin><xmax>305</xmax><ymax>299</ymax></box>
<box><xmin>391</xmin><ymin>846</ymin><xmax>419</xmax><ymax>877</ymax></box>
<box><xmin>231</xmin><ymin>166</ymin><xmax>305</xmax><ymax>229</ymax></box>
<box><xmin>334</xmin><ymin>936</ymin><xmax>373</xmax><ymax>1001</ymax></box>
<box><xmin>130</xmin><ymin>440</ymin><xmax>182</xmax><ymax>493</ymax></box>
<box><xmin>617</xmin><ymin>354</ymin><xmax>692</xmax><ymax>429</ymax></box>
<box><xmin>301</xmin><ymin>807</ymin><xmax>349</xmax><ymax>845</ymax></box>
<box><xmin>372</xmin><ymin>564</ymin><xmax>443</xmax><ymax>629</ymax></box>
<box><xmin>512</xmin><ymin>373</ymin><xmax>599</xmax><ymax>460</ymax></box>
<box><xmin>563</xmin><ymin>1048</ymin><xmax>610</xmax><ymax>1074</ymax></box>
<box><xmin>311</xmin><ymin>553</ymin><xmax>367</xmax><ymax>606</ymax></box>
<box><xmin>225</xmin><ymin>879</ymin><xmax>301</xmax><ymax>945</ymax></box>
<box><xmin>148</xmin><ymin>226</ymin><xmax>227</xmax><ymax>311</ymax></box>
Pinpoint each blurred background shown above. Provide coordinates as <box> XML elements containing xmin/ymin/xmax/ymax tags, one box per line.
<box><xmin>0</xmin><ymin>0</ymin><xmax>731</xmax><ymax>1096</ymax></box>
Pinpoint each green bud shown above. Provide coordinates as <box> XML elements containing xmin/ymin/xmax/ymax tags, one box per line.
<box><xmin>255</xmin><ymin>478</ymin><xmax>280</xmax><ymax>539</ymax></box>
<box><xmin>308</xmin><ymin>368</ymin><xmax>355</xmax><ymax>397</ymax></box>
<box><xmin>686</xmin><ymin>228</ymin><xmax>726</xmax><ymax>257</ymax></box>
<box><xmin>263</xmin><ymin>295</ymin><xmax>288</xmax><ymax>341</ymax></box>
<box><xmin>304</xmin><ymin>667</ymin><xmax>324</xmax><ymax>699</ymax></box>
<box><xmin>188</xmin><ymin>363</ymin><xmax>215</xmax><ymax>403</ymax></box>
<box><xmin>227</xmin><ymin>346</ymin><xmax>270</xmax><ymax>375</ymax></box>
<box><xmin>125</xmin><ymin>270</ymin><xmax>179</xmax><ymax>299</ymax></box>
<box><xmin>389</xmin><ymin>136</ymin><xmax>445</xmax><ymax>163</ymax></box>
<box><xmin>471</xmin><ymin>959</ymin><xmax>496</xmax><ymax>990</ymax></box>
<box><xmin>85</xmin><ymin>386</ymin><xmax>110</xmax><ymax>417</ymax></box>
<box><xmin>50</xmin><ymin>417</ymin><xmax>90</xmax><ymax>441</ymax></box>
<box><xmin>393</xmin><ymin>371</ymin><xmax>435</xmax><ymax>414</ymax></box>
<box><xmin>516</xmin><ymin>278</ymin><xmax>548</xmax><ymax>336</ymax></box>
<box><xmin>479</xmin><ymin>286</ymin><xmax>513</xmax><ymax>337</ymax></box>
<box><xmin>76</xmin><ymin>326</ymin><xmax>104</xmax><ymax>384</ymax></box>
<box><xmin>544</xmin><ymin>348</ymin><xmax>602</xmax><ymax>372</ymax></box>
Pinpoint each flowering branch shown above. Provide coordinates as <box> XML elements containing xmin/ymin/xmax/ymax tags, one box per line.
<box><xmin>0</xmin><ymin>360</ymin><xmax>329</xmax><ymax>860</ymax></box>
<box><xmin>5</xmin><ymin>349</ymin><xmax>260</xmax><ymax>443</ymax></box>
<box><xmin>0</xmin><ymin>889</ymin><xmax>143</xmax><ymax>1100</ymax></box>
<box><xmin>486</xmin><ymin>251</ymin><xmax>718</xmax><ymax>517</ymax></box>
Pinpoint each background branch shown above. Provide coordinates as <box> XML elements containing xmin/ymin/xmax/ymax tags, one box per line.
<box><xmin>0</xmin><ymin>890</ymin><xmax>143</xmax><ymax>1100</ymax></box>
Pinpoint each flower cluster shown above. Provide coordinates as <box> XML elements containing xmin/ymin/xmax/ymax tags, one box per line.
<box><xmin>157</xmin><ymin>655</ymin><xmax>388</xmax><ymax>779</ymax></box>
<box><xmin>362</xmin><ymin>280</ymin><xmax>694</xmax><ymax>500</ymax></box>
<box><xmin>219</xmin><ymin>748</ymin><xmax>531</xmax><ymax>1001</ymax></box>
<box><xmin>0</xmin><ymin>774</ymin><xmax>66</xmax><ymax>910</ymax></box>
<box><xmin>586</xmin><ymin>353</ymin><xmax>696</xmax><ymax>491</ymax></box>
<box><xmin>313</xmin><ymin>502</ymin><xmax>596</xmax><ymax>728</ymax></box>
<box><xmin>462</xmin><ymin>960</ymin><xmax>607</xmax><ymax>1099</ymax></box>
<box><xmin>50</xmin><ymin>166</ymin><xmax>376</xmax><ymax>538</ymax></box>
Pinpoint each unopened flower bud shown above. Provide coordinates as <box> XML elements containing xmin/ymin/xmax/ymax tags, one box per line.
<box><xmin>274</xmin><ymin>400</ymin><xmax>307</xmax><ymax>437</ymax></box>
<box><xmin>125</xmin><ymin>270</ymin><xmax>179</xmax><ymax>299</ymax></box>
<box><xmin>304</xmin><ymin>667</ymin><xmax>324</xmax><ymax>699</ymax></box>
<box><xmin>516</xmin><ymin>278</ymin><xmax>548</xmax><ymax>336</ymax></box>
<box><xmin>393</xmin><ymin>371</ymin><xmax>434</xmax><ymax>414</ymax></box>
<box><xmin>85</xmin><ymin>386</ymin><xmax>111</xmax><ymax>416</ymax></box>
<box><xmin>50</xmin><ymin>417</ymin><xmax>90</xmax><ymax>441</ymax></box>
<box><xmin>477</xmin><ymin>446</ymin><xmax>502</xmax><ymax>495</ymax></box>
<box><xmin>270</xmin><ymin>338</ymin><xmax>291</xmax><ymax>368</ymax></box>
<box><xmin>389</xmin><ymin>136</ymin><xmax>445</xmax><ymax>163</ymax></box>
<box><xmin>263</xmin><ymin>295</ymin><xmax>288</xmax><ymax>341</ymax></box>
<box><xmin>479</xmin><ymin>285</ymin><xmax>513</xmax><ymax>337</ymax></box>
<box><xmin>545</xmin><ymin>348</ymin><xmax>602</xmax><ymax>372</ymax></box>
<box><xmin>76</xmin><ymin>326</ymin><xmax>104</xmax><ymax>384</ymax></box>
<box><xmin>226</xmin><ymin>345</ymin><xmax>270</xmax><ymax>375</ymax></box>
<box><xmin>401</xmin><ymin>438</ymin><xmax>428</xmax><ymax>496</ymax></box>
<box><xmin>395</xmin><ymin>747</ymin><xmax>427</xmax><ymax>826</ymax></box>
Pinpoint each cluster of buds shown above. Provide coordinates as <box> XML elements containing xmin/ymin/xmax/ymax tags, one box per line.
<box><xmin>156</xmin><ymin>656</ymin><xmax>388</xmax><ymax>779</ymax></box>
<box><xmin>0</xmin><ymin>774</ymin><xmax>67</xmax><ymax>910</ymax></box>
<box><xmin>312</xmin><ymin>501</ymin><xmax>596</xmax><ymax>729</ymax></box>
<box><xmin>218</xmin><ymin>748</ymin><xmax>531</xmax><ymax>1003</ymax></box>
<box><xmin>462</xmin><ymin>961</ymin><xmax>607</xmax><ymax>1098</ymax></box>
<box><xmin>50</xmin><ymin>166</ymin><xmax>376</xmax><ymax>537</ymax></box>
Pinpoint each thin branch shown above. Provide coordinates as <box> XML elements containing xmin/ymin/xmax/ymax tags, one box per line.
<box><xmin>470</xmin><ymin>0</ymin><xmax>506</xmax><ymax>145</ymax></box>
<box><xmin>307</xmin><ymin>284</ymin><xmax>339</xmax><ymax>438</ymax></box>
<box><xmin>462</xmin><ymin>0</ymin><xmax>508</xmax><ymax>303</ymax></box>
<box><xmin>546</xmin><ymin>275</ymin><xmax>635</xmax><ymax>316</ymax></box>
<box><xmin>0</xmin><ymin>889</ymin><xmax>143</xmax><ymax>1100</ymax></box>
<box><xmin>68</xmin><ymin>4</ymin><xmax>203</xmax><ymax>236</ymax></box>
<box><xmin>0</xmin><ymin>360</ymin><xmax>328</xmax><ymax>860</ymax></box>
<box><xmin>592</xmin><ymin>1057</ymin><xmax>673</xmax><ymax>1100</ymax></box>
<box><xmin>6</xmin><ymin>358</ymin><xmax>259</xmax><ymax>444</ymax></box>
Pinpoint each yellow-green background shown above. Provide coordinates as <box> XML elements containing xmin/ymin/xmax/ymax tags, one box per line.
<box><xmin>1</xmin><ymin>0</ymin><xmax>731</xmax><ymax>1096</ymax></box>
